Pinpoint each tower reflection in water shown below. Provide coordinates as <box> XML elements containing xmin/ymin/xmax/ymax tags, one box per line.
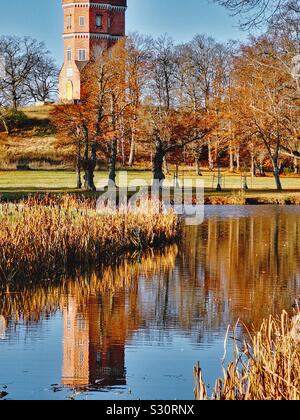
<box><xmin>61</xmin><ymin>249</ymin><xmax>176</xmax><ymax>390</ymax></box>
<box><xmin>0</xmin><ymin>315</ymin><xmax>6</xmax><ymax>340</ymax></box>
<box><xmin>62</xmin><ymin>295</ymin><xmax>127</xmax><ymax>389</ymax></box>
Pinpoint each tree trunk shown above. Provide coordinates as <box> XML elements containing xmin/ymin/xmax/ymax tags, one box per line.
<box><xmin>128</xmin><ymin>113</ymin><xmax>137</xmax><ymax>167</ymax></box>
<box><xmin>251</xmin><ymin>153</ymin><xmax>256</xmax><ymax>178</ymax></box>
<box><xmin>152</xmin><ymin>138</ymin><xmax>165</xmax><ymax>188</ymax></box>
<box><xmin>84</xmin><ymin>164</ymin><xmax>96</xmax><ymax>191</ymax></box>
<box><xmin>214</xmin><ymin>142</ymin><xmax>219</xmax><ymax>162</ymax></box>
<box><xmin>12</xmin><ymin>89</ymin><xmax>18</xmax><ymax>110</ymax></box>
<box><xmin>273</xmin><ymin>165</ymin><xmax>283</xmax><ymax>191</ymax></box>
<box><xmin>195</xmin><ymin>146</ymin><xmax>202</xmax><ymax>176</ymax></box>
<box><xmin>235</xmin><ymin>147</ymin><xmax>240</xmax><ymax>172</ymax></box>
<box><xmin>76</xmin><ymin>140</ymin><xmax>82</xmax><ymax>190</ymax></box>
<box><xmin>174</xmin><ymin>164</ymin><xmax>180</xmax><ymax>187</ymax></box>
<box><xmin>195</xmin><ymin>158</ymin><xmax>202</xmax><ymax>176</ymax></box>
<box><xmin>82</xmin><ymin>127</ymin><xmax>96</xmax><ymax>192</ymax></box>
<box><xmin>128</xmin><ymin>133</ymin><xmax>135</xmax><ymax>167</ymax></box>
<box><xmin>229</xmin><ymin>143</ymin><xmax>235</xmax><ymax>172</ymax></box>
<box><xmin>294</xmin><ymin>158</ymin><xmax>299</xmax><ymax>175</ymax></box>
<box><xmin>208</xmin><ymin>141</ymin><xmax>214</xmax><ymax>171</ymax></box>
<box><xmin>108</xmin><ymin>138</ymin><xmax>118</xmax><ymax>185</ymax></box>
<box><xmin>258</xmin><ymin>159</ymin><xmax>265</xmax><ymax>176</ymax></box>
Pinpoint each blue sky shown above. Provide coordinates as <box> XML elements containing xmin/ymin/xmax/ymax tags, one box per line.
<box><xmin>0</xmin><ymin>0</ymin><xmax>247</xmax><ymax>65</ymax></box>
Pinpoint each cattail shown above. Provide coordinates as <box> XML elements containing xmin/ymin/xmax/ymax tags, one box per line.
<box><xmin>195</xmin><ymin>311</ymin><xmax>300</xmax><ymax>400</ymax></box>
<box><xmin>0</xmin><ymin>196</ymin><xmax>179</xmax><ymax>282</ymax></box>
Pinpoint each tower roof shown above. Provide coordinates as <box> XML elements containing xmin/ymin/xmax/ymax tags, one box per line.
<box><xmin>62</xmin><ymin>0</ymin><xmax>127</xmax><ymax>6</ymax></box>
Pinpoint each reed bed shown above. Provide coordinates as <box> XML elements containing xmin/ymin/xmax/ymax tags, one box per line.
<box><xmin>0</xmin><ymin>195</ymin><xmax>179</xmax><ymax>282</ymax></box>
<box><xmin>194</xmin><ymin>311</ymin><xmax>300</xmax><ymax>400</ymax></box>
<box><xmin>205</xmin><ymin>192</ymin><xmax>247</xmax><ymax>205</ymax></box>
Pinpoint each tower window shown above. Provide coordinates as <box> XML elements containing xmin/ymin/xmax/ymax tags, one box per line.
<box><xmin>67</xmin><ymin>15</ymin><xmax>72</xmax><ymax>30</ymax></box>
<box><xmin>67</xmin><ymin>48</ymin><xmax>72</xmax><ymax>62</ymax></box>
<box><xmin>108</xmin><ymin>17</ymin><xmax>112</xmax><ymax>29</ymax></box>
<box><xmin>96</xmin><ymin>14</ymin><xmax>102</xmax><ymax>28</ymax></box>
<box><xmin>78</xmin><ymin>49</ymin><xmax>87</xmax><ymax>61</ymax></box>
<box><xmin>79</xmin><ymin>16</ymin><xmax>85</xmax><ymax>27</ymax></box>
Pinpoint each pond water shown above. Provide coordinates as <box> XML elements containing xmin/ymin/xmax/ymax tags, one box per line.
<box><xmin>0</xmin><ymin>205</ymin><xmax>300</xmax><ymax>400</ymax></box>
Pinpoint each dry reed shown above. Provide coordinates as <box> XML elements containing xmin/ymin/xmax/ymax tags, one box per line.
<box><xmin>194</xmin><ymin>311</ymin><xmax>300</xmax><ymax>400</ymax></box>
<box><xmin>0</xmin><ymin>195</ymin><xmax>179</xmax><ymax>282</ymax></box>
<box><xmin>205</xmin><ymin>192</ymin><xmax>247</xmax><ymax>205</ymax></box>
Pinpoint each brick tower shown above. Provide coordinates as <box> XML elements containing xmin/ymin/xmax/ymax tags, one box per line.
<box><xmin>59</xmin><ymin>0</ymin><xmax>127</xmax><ymax>101</ymax></box>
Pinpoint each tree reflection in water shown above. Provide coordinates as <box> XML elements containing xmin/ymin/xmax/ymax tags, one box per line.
<box><xmin>0</xmin><ymin>207</ymin><xmax>300</xmax><ymax>390</ymax></box>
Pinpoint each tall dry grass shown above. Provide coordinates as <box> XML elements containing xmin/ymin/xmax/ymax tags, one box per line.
<box><xmin>0</xmin><ymin>195</ymin><xmax>179</xmax><ymax>282</ymax></box>
<box><xmin>205</xmin><ymin>191</ymin><xmax>247</xmax><ymax>205</ymax></box>
<box><xmin>194</xmin><ymin>311</ymin><xmax>300</xmax><ymax>400</ymax></box>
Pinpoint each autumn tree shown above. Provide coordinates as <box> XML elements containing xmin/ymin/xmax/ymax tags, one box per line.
<box><xmin>105</xmin><ymin>40</ymin><xmax>128</xmax><ymax>185</ymax></box>
<box><xmin>52</xmin><ymin>102</ymin><xmax>91</xmax><ymax>189</ymax></box>
<box><xmin>118</xmin><ymin>33</ymin><xmax>222</xmax><ymax>184</ymax></box>
<box><xmin>149</xmin><ymin>110</ymin><xmax>214</xmax><ymax>187</ymax></box>
<box><xmin>175</xmin><ymin>35</ymin><xmax>230</xmax><ymax>171</ymax></box>
<box><xmin>52</xmin><ymin>46</ymin><xmax>112</xmax><ymax>192</ymax></box>
<box><xmin>125</xmin><ymin>33</ymin><xmax>150</xmax><ymax>167</ymax></box>
<box><xmin>230</xmin><ymin>34</ymin><xmax>300</xmax><ymax>190</ymax></box>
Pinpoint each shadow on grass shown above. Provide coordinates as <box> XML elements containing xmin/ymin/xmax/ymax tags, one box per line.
<box><xmin>1</xmin><ymin>185</ymin><xmax>300</xmax><ymax>203</ymax></box>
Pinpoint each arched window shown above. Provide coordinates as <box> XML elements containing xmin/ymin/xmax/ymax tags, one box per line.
<box><xmin>66</xmin><ymin>80</ymin><xmax>73</xmax><ymax>101</ymax></box>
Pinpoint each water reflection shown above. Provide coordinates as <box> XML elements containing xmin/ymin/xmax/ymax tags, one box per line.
<box><xmin>62</xmin><ymin>295</ymin><xmax>127</xmax><ymax>389</ymax></box>
<box><xmin>0</xmin><ymin>315</ymin><xmax>6</xmax><ymax>339</ymax></box>
<box><xmin>197</xmin><ymin>206</ymin><xmax>300</xmax><ymax>328</ymax></box>
<box><xmin>0</xmin><ymin>206</ymin><xmax>300</xmax><ymax>398</ymax></box>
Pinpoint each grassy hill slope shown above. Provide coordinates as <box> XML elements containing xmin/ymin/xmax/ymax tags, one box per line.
<box><xmin>0</xmin><ymin>105</ymin><xmax>72</xmax><ymax>170</ymax></box>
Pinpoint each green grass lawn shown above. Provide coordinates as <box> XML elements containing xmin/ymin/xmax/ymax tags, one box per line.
<box><xmin>1</xmin><ymin>169</ymin><xmax>300</xmax><ymax>202</ymax></box>
<box><xmin>0</xmin><ymin>170</ymin><xmax>154</xmax><ymax>191</ymax></box>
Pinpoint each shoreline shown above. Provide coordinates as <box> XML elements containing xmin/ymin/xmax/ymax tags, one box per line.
<box><xmin>1</xmin><ymin>189</ymin><xmax>300</xmax><ymax>206</ymax></box>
